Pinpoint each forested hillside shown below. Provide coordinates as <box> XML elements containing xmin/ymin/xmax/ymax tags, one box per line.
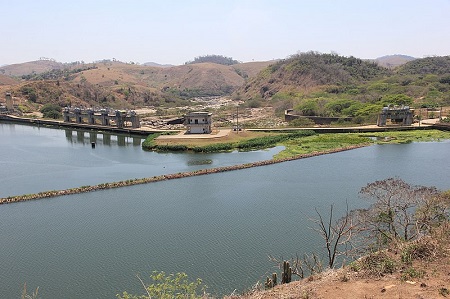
<box><xmin>233</xmin><ymin>52</ymin><xmax>450</xmax><ymax>124</ymax></box>
<box><xmin>397</xmin><ymin>56</ymin><xmax>450</xmax><ymax>75</ymax></box>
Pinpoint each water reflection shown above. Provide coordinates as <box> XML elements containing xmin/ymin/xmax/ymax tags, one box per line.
<box><xmin>64</xmin><ymin>129</ymin><xmax>143</xmax><ymax>146</ymax></box>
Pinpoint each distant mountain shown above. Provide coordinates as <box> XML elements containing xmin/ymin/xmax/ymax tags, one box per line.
<box><xmin>0</xmin><ymin>60</ymin><xmax>65</xmax><ymax>76</ymax></box>
<box><xmin>142</xmin><ymin>62</ymin><xmax>175</xmax><ymax>68</ymax></box>
<box><xmin>375</xmin><ymin>55</ymin><xmax>416</xmax><ymax>68</ymax></box>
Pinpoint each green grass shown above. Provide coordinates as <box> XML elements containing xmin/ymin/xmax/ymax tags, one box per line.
<box><xmin>275</xmin><ymin>129</ymin><xmax>450</xmax><ymax>159</ymax></box>
<box><xmin>147</xmin><ymin>130</ymin><xmax>317</xmax><ymax>153</ymax></box>
<box><xmin>275</xmin><ymin>133</ymin><xmax>371</xmax><ymax>159</ymax></box>
<box><xmin>360</xmin><ymin>129</ymin><xmax>450</xmax><ymax>144</ymax></box>
<box><xmin>144</xmin><ymin>129</ymin><xmax>450</xmax><ymax>159</ymax></box>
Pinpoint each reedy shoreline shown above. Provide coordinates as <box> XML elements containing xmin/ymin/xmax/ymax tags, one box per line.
<box><xmin>0</xmin><ymin>144</ymin><xmax>368</xmax><ymax>205</ymax></box>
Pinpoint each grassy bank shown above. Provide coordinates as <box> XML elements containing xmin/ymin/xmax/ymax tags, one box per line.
<box><xmin>143</xmin><ymin>130</ymin><xmax>317</xmax><ymax>152</ymax></box>
<box><xmin>276</xmin><ymin>129</ymin><xmax>450</xmax><ymax>159</ymax></box>
<box><xmin>143</xmin><ymin>129</ymin><xmax>450</xmax><ymax>160</ymax></box>
<box><xmin>360</xmin><ymin>129</ymin><xmax>450</xmax><ymax>143</ymax></box>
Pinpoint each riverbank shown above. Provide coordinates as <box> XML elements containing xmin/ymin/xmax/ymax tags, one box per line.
<box><xmin>0</xmin><ymin>144</ymin><xmax>368</xmax><ymax>204</ymax></box>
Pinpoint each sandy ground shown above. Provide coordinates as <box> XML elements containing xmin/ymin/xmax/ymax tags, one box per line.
<box><xmin>156</xmin><ymin>129</ymin><xmax>231</xmax><ymax>140</ymax></box>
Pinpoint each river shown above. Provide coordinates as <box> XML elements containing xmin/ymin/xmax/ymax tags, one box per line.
<box><xmin>0</xmin><ymin>123</ymin><xmax>449</xmax><ymax>298</ymax></box>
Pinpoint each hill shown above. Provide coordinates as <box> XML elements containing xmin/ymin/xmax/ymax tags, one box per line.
<box><xmin>375</xmin><ymin>54</ymin><xmax>416</xmax><ymax>68</ymax></box>
<box><xmin>0</xmin><ymin>74</ymin><xmax>19</xmax><ymax>85</ymax></box>
<box><xmin>236</xmin><ymin>52</ymin><xmax>392</xmax><ymax>101</ymax></box>
<box><xmin>0</xmin><ymin>59</ymin><xmax>271</xmax><ymax>112</ymax></box>
<box><xmin>0</xmin><ymin>59</ymin><xmax>65</xmax><ymax>77</ymax></box>
<box><xmin>1</xmin><ymin>53</ymin><xmax>450</xmax><ymax>124</ymax></box>
<box><xmin>397</xmin><ymin>55</ymin><xmax>450</xmax><ymax>75</ymax></box>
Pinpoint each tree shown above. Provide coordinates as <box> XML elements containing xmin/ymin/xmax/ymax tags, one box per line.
<box><xmin>356</xmin><ymin>178</ymin><xmax>441</xmax><ymax>249</ymax></box>
<box><xmin>295</xmin><ymin>99</ymin><xmax>319</xmax><ymax>116</ymax></box>
<box><xmin>40</xmin><ymin>103</ymin><xmax>62</xmax><ymax>119</ymax></box>
<box><xmin>311</xmin><ymin>204</ymin><xmax>354</xmax><ymax>268</ymax></box>
<box><xmin>381</xmin><ymin>94</ymin><xmax>413</xmax><ymax>106</ymax></box>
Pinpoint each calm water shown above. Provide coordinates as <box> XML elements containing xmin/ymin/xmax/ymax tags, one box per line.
<box><xmin>0</xmin><ymin>123</ymin><xmax>449</xmax><ymax>298</ymax></box>
<box><xmin>0</xmin><ymin>123</ymin><xmax>283</xmax><ymax>197</ymax></box>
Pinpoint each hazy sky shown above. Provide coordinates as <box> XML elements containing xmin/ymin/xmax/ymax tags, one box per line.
<box><xmin>1</xmin><ymin>0</ymin><xmax>449</xmax><ymax>66</ymax></box>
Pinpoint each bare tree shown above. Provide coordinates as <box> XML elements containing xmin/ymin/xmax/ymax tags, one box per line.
<box><xmin>311</xmin><ymin>203</ymin><xmax>354</xmax><ymax>268</ymax></box>
<box><xmin>357</xmin><ymin>178</ymin><xmax>441</xmax><ymax>249</ymax></box>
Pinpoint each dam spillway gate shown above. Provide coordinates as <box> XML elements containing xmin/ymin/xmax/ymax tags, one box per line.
<box><xmin>63</xmin><ymin>107</ymin><xmax>140</xmax><ymax>128</ymax></box>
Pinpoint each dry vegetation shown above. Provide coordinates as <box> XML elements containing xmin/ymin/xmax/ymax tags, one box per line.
<box><xmin>231</xmin><ymin>226</ymin><xmax>450</xmax><ymax>299</ymax></box>
<box><xmin>228</xmin><ymin>181</ymin><xmax>450</xmax><ymax>299</ymax></box>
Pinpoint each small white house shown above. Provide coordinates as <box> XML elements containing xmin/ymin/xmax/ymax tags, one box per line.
<box><xmin>184</xmin><ymin>111</ymin><xmax>212</xmax><ymax>134</ymax></box>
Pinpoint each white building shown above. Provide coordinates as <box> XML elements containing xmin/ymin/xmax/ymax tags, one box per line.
<box><xmin>184</xmin><ymin>112</ymin><xmax>212</xmax><ymax>134</ymax></box>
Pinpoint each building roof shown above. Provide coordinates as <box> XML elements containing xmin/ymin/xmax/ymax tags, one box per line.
<box><xmin>186</xmin><ymin>111</ymin><xmax>212</xmax><ymax>116</ymax></box>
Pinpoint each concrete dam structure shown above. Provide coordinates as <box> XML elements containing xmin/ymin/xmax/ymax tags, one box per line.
<box><xmin>63</xmin><ymin>107</ymin><xmax>140</xmax><ymax>128</ymax></box>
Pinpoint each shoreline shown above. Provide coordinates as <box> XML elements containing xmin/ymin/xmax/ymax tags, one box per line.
<box><xmin>0</xmin><ymin>144</ymin><xmax>369</xmax><ymax>205</ymax></box>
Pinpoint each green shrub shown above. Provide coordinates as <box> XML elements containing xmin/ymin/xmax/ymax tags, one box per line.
<box><xmin>154</xmin><ymin>144</ymin><xmax>188</xmax><ymax>152</ymax></box>
<box><xmin>117</xmin><ymin>271</ymin><xmax>206</xmax><ymax>299</ymax></box>
<box><xmin>142</xmin><ymin>133</ymin><xmax>161</xmax><ymax>150</ymax></box>
<box><xmin>40</xmin><ymin>103</ymin><xmax>62</xmax><ymax>119</ymax></box>
<box><xmin>192</xmin><ymin>143</ymin><xmax>234</xmax><ymax>153</ymax></box>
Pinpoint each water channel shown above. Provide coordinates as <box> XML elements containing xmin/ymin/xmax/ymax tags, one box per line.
<box><xmin>0</xmin><ymin>123</ymin><xmax>449</xmax><ymax>298</ymax></box>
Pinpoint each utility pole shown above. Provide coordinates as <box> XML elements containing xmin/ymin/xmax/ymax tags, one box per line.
<box><xmin>236</xmin><ymin>106</ymin><xmax>239</xmax><ymax>134</ymax></box>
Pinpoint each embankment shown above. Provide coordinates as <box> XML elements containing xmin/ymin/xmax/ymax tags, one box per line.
<box><xmin>0</xmin><ymin>144</ymin><xmax>368</xmax><ymax>205</ymax></box>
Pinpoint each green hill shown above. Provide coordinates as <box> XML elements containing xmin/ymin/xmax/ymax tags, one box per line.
<box><xmin>233</xmin><ymin>53</ymin><xmax>450</xmax><ymax>123</ymax></box>
<box><xmin>396</xmin><ymin>56</ymin><xmax>450</xmax><ymax>75</ymax></box>
<box><xmin>236</xmin><ymin>52</ymin><xmax>392</xmax><ymax>101</ymax></box>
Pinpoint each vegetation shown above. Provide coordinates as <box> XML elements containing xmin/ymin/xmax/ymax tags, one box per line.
<box><xmin>186</xmin><ymin>54</ymin><xmax>240</xmax><ymax>65</ymax></box>
<box><xmin>396</xmin><ymin>56</ymin><xmax>450</xmax><ymax>75</ymax></box>
<box><xmin>40</xmin><ymin>103</ymin><xmax>62</xmax><ymax>119</ymax></box>
<box><xmin>275</xmin><ymin>133</ymin><xmax>371</xmax><ymax>159</ymax></box>
<box><xmin>360</xmin><ymin>129</ymin><xmax>450</xmax><ymax>143</ymax></box>
<box><xmin>237</xmin><ymin>53</ymin><xmax>450</xmax><ymax>126</ymax></box>
<box><xmin>117</xmin><ymin>271</ymin><xmax>206</xmax><ymax>299</ymax></box>
<box><xmin>268</xmin><ymin>177</ymin><xmax>449</xmax><ymax>298</ymax></box>
<box><xmin>21</xmin><ymin>283</ymin><xmax>39</xmax><ymax>299</ymax></box>
<box><xmin>21</xmin><ymin>64</ymin><xmax>97</xmax><ymax>81</ymax></box>
<box><xmin>143</xmin><ymin>131</ymin><xmax>317</xmax><ymax>152</ymax></box>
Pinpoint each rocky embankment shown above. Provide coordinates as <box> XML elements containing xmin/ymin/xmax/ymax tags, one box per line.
<box><xmin>1</xmin><ymin>144</ymin><xmax>368</xmax><ymax>204</ymax></box>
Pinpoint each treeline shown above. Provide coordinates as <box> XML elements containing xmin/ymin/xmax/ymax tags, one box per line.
<box><xmin>185</xmin><ymin>54</ymin><xmax>240</xmax><ymax>65</ymax></box>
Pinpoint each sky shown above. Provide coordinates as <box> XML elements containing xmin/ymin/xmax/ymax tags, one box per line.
<box><xmin>1</xmin><ymin>0</ymin><xmax>450</xmax><ymax>66</ymax></box>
